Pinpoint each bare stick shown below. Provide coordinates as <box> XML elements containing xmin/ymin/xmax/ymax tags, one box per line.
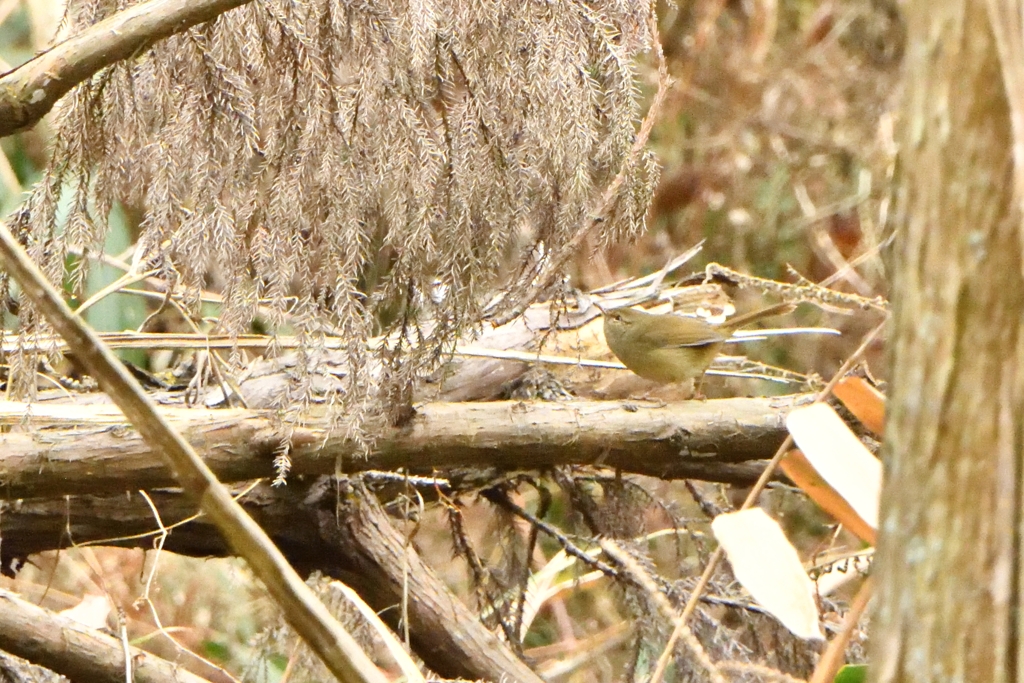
<box><xmin>808</xmin><ymin>576</ymin><xmax>874</xmax><ymax>683</ymax></box>
<box><xmin>0</xmin><ymin>217</ymin><xmax>386</xmax><ymax>683</ymax></box>
<box><xmin>0</xmin><ymin>588</ymin><xmax>214</xmax><ymax>683</ymax></box>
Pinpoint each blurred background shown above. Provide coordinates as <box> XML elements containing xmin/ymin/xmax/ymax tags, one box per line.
<box><xmin>0</xmin><ymin>0</ymin><xmax>899</xmax><ymax>380</ymax></box>
<box><xmin>0</xmin><ymin>0</ymin><xmax>899</xmax><ymax>680</ymax></box>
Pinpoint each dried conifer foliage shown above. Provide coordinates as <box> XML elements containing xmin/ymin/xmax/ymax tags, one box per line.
<box><xmin>7</xmin><ymin>0</ymin><xmax>659</xmax><ymax>410</ymax></box>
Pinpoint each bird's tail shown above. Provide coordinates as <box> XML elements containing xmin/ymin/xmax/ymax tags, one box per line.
<box><xmin>723</xmin><ymin>302</ymin><xmax>796</xmax><ymax>331</ymax></box>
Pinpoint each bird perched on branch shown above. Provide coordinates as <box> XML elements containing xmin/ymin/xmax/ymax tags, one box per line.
<box><xmin>599</xmin><ymin>302</ymin><xmax>795</xmax><ymax>389</ymax></box>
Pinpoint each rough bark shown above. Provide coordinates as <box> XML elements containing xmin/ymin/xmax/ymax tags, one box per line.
<box><xmin>0</xmin><ymin>590</ymin><xmax>213</xmax><ymax>683</ymax></box>
<box><xmin>0</xmin><ymin>396</ymin><xmax>801</xmax><ymax>500</ymax></box>
<box><xmin>871</xmin><ymin>1</ymin><xmax>1024</xmax><ymax>679</ymax></box>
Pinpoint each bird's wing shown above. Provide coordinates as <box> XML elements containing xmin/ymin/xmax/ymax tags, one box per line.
<box><xmin>636</xmin><ymin>318</ymin><xmax>728</xmax><ymax>348</ymax></box>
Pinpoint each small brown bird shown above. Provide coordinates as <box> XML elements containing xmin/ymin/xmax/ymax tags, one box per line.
<box><xmin>600</xmin><ymin>302</ymin><xmax>794</xmax><ymax>386</ymax></box>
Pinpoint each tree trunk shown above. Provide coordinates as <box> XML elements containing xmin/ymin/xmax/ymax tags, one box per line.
<box><xmin>872</xmin><ymin>0</ymin><xmax>1024</xmax><ymax>680</ymax></box>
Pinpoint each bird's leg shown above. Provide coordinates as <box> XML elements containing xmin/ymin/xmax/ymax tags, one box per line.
<box><xmin>692</xmin><ymin>375</ymin><xmax>708</xmax><ymax>401</ymax></box>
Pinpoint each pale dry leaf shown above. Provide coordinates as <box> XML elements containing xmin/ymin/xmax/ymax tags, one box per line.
<box><xmin>832</xmin><ymin>376</ymin><xmax>886</xmax><ymax>435</ymax></box>
<box><xmin>711</xmin><ymin>507</ymin><xmax>823</xmax><ymax>641</ymax></box>
<box><xmin>59</xmin><ymin>593</ymin><xmax>113</xmax><ymax>630</ymax></box>
<box><xmin>781</xmin><ymin>449</ymin><xmax>876</xmax><ymax>544</ymax></box>
<box><xmin>786</xmin><ymin>402</ymin><xmax>882</xmax><ymax>530</ymax></box>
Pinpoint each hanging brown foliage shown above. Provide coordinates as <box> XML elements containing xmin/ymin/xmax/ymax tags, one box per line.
<box><xmin>5</xmin><ymin>0</ymin><xmax>661</xmax><ymax>416</ymax></box>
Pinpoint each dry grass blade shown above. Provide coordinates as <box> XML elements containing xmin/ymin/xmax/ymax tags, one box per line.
<box><xmin>328</xmin><ymin>581</ymin><xmax>426</xmax><ymax>683</ymax></box>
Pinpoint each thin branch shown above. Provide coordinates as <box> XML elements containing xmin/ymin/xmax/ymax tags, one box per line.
<box><xmin>704</xmin><ymin>262</ymin><xmax>890</xmax><ymax>312</ymax></box>
<box><xmin>0</xmin><ymin>0</ymin><xmax>254</xmax><ymax>136</ymax></box>
<box><xmin>809</xmin><ymin>575</ymin><xmax>873</xmax><ymax>683</ymax></box>
<box><xmin>0</xmin><ymin>478</ymin><xmax>547</xmax><ymax>683</ymax></box>
<box><xmin>482</xmin><ymin>488</ymin><xmax>621</xmax><ymax>580</ymax></box>
<box><xmin>0</xmin><ymin>217</ymin><xmax>386</xmax><ymax>683</ymax></box>
<box><xmin>0</xmin><ymin>589</ymin><xmax>214</xmax><ymax>683</ymax></box>
<box><xmin>601</xmin><ymin>539</ymin><xmax>726</xmax><ymax>683</ymax></box>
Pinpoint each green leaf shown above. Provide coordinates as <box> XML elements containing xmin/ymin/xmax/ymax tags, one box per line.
<box><xmin>202</xmin><ymin>639</ymin><xmax>230</xmax><ymax>662</ymax></box>
<box><xmin>834</xmin><ymin>664</ymin><xmax>867</xmax><ymax>683</ymax></box>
